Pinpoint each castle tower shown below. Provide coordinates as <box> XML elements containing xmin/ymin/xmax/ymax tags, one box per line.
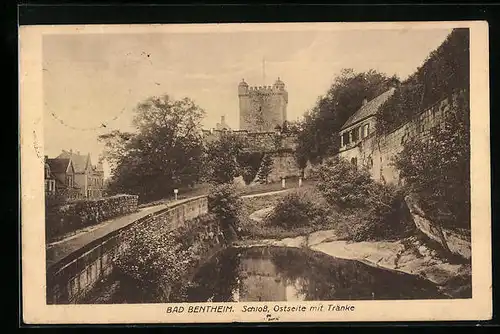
<box><xmin>238</xmin><ymin>78</ymin><xmax>288</xmax><ymax>132</ymax></box>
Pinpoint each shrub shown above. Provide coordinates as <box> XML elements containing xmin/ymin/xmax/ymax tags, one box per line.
<box><xmin>314</xmin><ymin>157</ymin><xmax>414</xmax><ymax>241</ymax></box>
<box><xmin>207</xmin><ymin>183</ymin><xmax>243</xmax><ymax>241</ymax></box>
<box><xmin>314</xmin><ymin>157</ymin><xmax>377</xmax><ymax>210</ymax></box>
<box><xmin>266</xmin><ymin>189</ymin><xmax>332</xmax><ymax>229</ymax></box>
<box><xmin>345</xmin><ymin>184</ymin><xmax>414</xmax><ymax>242</ymax></box>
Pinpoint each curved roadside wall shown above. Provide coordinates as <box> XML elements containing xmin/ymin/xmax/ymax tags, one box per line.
<box><xmin>46</xmin><ymin>196</ymin><xmax>208</xmax><ymax>304</ymax></box>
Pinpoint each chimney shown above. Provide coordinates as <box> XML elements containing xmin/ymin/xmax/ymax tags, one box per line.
<box><xmin>221</xmin><ymin>115</ymin><xmax>225</xmax><ymax>123</ymax></box>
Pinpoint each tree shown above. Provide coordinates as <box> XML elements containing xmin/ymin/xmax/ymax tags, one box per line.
<box><xmin>295</xmin><ymin>69</ymin><xmax>398</xmax><ymax>164</ymax></box>
<box><xmin>207</xmin><ymin>183</ymin><xmax>243</xmax><ymax>242</ymax></box>
<box><xmin>256</xmin><ymin>154</ymin><xmax>274</xmax><ymax>184</ymax></box>
<box><xmin>377</xmin><ymin>28</ymin><xmax>469</xmax><ymax>134</ymax></box>
<box><xmin>202</xmin><ymin>131</ymin><xmax>246</xmax><ymax>184</ymax></box>
<box><xmin>393</xmin><ymin>92</ymin><xmax>470</xmax><ymax>229</ymax></box>
<box><xmin>236</xmin><ymin>152</ymin><xmax>264</xmax><ymax>185</ymax></box>
<box><xmin>98</xmin><ymin>95</ymin><xmax>205</xmax><ymax>203</ymax></box>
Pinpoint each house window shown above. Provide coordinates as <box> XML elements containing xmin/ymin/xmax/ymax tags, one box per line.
<box><xmin>66</xmin><ymin>175</ymin><xmax>73</xmax><ymax>188</ymax></box>
<box><xmin>351</xmin><ymin>157</ymin><xmax>357</xmax><ymax>166</ymax></box>
<box><xmin>45</xmin><ymin>180</ymin><xmax>56</xmax><ymax>193</ymax></box>
<box><xmin>352</xmin><ymin>128</ymin><xmax>359</xmax><ymax>142</ymax></box>
<box><xmin>363</xmin><ymin>124</ymin><xmax>370</xmax><ymax>138</ymax></box>
<box><xmin>342</xmin><ymin>132</ymin><xmax>349</xmax><ymax>146</ymax></box>
<box><xmin>367</xmin><ymin>156</ymin><xmax>374</xmax><ymax>168</ymax></box>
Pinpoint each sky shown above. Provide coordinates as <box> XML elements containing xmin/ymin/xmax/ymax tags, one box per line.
<box><xmin>43</xmin><ymin>26</ymin><xmax>453</xmax><ymax>178</ymax></box>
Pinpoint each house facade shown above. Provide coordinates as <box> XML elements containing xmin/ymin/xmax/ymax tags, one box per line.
<box><xmin>338</xmin><ymin>87</ymin><xmax>460</xmax><ymax>185</ymax></box>
<box><xmin>44</xmin><ymin>150</ymin><xmax>105</xmax><ymax>200</ymax></box>
<box><xmin>45</xmin><ymin>156</ymin><xmax>80</xmax><ymax>199</ymax></box>
<box><xmin>338</xmin><ymin>88</ymin><xmax>396</xmax><ymax>167</ymax></box>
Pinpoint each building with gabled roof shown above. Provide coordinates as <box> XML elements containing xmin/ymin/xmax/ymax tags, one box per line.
<box><xmin>45</xmin><ymin>156</ymin><xmax>80</xmax><ymax>199</ymax></box>
<box><xmin>338</xmin><ymin>88</ymin><xmax>396</xmax><ymax>161</ymax></box>
<box><xmin>53</xmin><ymin>149</ymin><xmax>105</xmax><ymax>199</ymax></box>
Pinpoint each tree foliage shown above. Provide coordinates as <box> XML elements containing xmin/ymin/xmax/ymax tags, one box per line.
<box><xmin>203</xmin><ymin>132</ymin><xmax>271</xmax><ymax>185</ymax></box>
<box><xmin>236</xmin><ymin>152</ymin><xmax>265</xmax><ymax>185</ymax></box>
<box><xmin>202</xmin><ymin>132</ymin><xmax>245</xmax><ymax>184</ymax></box>
<box><xmin>393</xmin><ymin>92</ymin><xmax>470</xmax><ymax>229</ymax></box>
<box><xmin>98</xmin><ymin>95</ymin><xmax>205</xmax><ymax>203</ymax></box>
<box><xmin>377</xmin><ymin>28</ymin><xmax>469</xmax><ymax>134</ymax></box>
<box><xmin>295</xmin><ymin>69</ymin><xmax>398</xmax><ymax>164</ymax></box>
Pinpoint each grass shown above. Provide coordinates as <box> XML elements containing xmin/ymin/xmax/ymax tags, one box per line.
<box><xmin>238</xmin><ymin>188</ymin><xmax>344</xmax><ymax>241</ymax></box>
<box><xmin>239</xmin><ymin>216</ymin><xmax>340</xmax><ymax>241</ymax></box>
<box><xmin>241</xmin><ymin>193</ymin><xmax>287</xmax><ymax>214</ymax></box>
<box><xmin>138</xmin><ymin>178</ymin><xmax>318</xmax><ymax>209</ymax></box>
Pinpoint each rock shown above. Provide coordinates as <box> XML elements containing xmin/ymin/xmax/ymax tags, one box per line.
<box><xmin>272</xmin><ymin>236</ymin><xmax>307</xmax><ymax>248</ymax></box>
<box><xmin>310</xmin><ymin>240</ymin><xmax>404</xmax><ymax>269</ymax></box>
<box><xmin>308</xmin><ymin>233</ymin><xmax>470</xmax><ymax>288</ymax></box>
<box><xmin>307</xmin><ymin>230</ymin><xmax>339</xmax><ymax>246</ymax></box>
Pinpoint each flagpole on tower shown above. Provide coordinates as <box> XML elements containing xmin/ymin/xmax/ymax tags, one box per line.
<box><xmin>262</xmin><ymin>57</ymin><xmax>266</xmax><ymax>86</ymax></box>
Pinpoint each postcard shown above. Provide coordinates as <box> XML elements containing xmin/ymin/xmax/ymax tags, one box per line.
<box><xmin>20</xmin><ymin>21</ymin><xmax>491</xmax><ymax>324</ymax></box>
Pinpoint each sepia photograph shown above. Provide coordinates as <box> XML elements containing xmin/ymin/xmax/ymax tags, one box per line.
<box><xmin>20</xmin><ymin>21</ymin><xmax>491</xmax><ymax>323</ymax></box>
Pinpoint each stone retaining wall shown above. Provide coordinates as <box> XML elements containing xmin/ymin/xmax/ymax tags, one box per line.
<box><xmin>46</xmin><ymin>196</ymin><xmax>208</xmax><ymax>304</ymax></box>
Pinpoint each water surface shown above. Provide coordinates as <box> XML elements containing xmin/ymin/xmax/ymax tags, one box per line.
<box><xmin>186</xmin><ymin>246</ymin><xmax>448</xmax><ymax>302</ymax></box>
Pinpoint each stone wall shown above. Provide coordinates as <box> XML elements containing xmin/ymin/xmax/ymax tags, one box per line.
<box><xmin>46</xmin><ymin>196</ymin><xmax>208</xmax><ymax>304</ymax></box>
<box><xmin>202</xmin><ymin>129</ymin><xmax>297</xmax><ymax>152</ymax></box>
<box><xmin>338</xmin><ymin>93</ymin><xmax>461</xmax><ymax>185</ymax></box>
<box><xmin>266</xmin><ymin>152</ymin><xmax>302</xmax><ymax>183</ymax></box>
<box><xmin>202</xmin><ymin>129</ymin><xmax>302</xmax><ymax>183</ymax></box>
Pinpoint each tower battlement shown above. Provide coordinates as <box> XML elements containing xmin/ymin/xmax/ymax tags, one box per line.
<box><xmin>244</xmin><ymin>85</ymin><xmax>285</xmax><ymax>95</ymax></box>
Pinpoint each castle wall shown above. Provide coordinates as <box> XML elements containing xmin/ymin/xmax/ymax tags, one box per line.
<box><xmin>338</xmin><ymin>94</ymin><xmax>460</xmax><ymax>185</ymax></box>
<box><xmin>267</xmin><ymin>152</ymin><xmax>302</xmax><ymax>183</ymax></box>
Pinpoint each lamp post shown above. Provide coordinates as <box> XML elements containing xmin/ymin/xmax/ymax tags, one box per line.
<box><xmin>174</xmin><ymin>188</ymin><xmax>178</xmax><ymax>201</ymax></box>
<box><xmin>281</xmin><ymin>177</ymin><xmax>286</xmax><ymax>189</ymax></box>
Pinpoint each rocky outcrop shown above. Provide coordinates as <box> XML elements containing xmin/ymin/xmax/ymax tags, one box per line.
<box><xmin>405</xmin><ymin>195</ymin><xmax>471</xmax><ymax>260</ymax></box>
